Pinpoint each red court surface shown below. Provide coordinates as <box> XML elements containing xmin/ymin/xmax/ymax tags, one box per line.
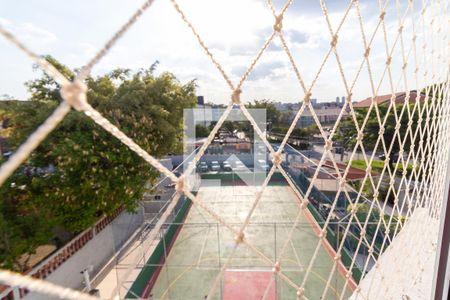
<box><xmin>223</xmin><ymin>270</ymin><xmax>276</xmax><ymax>300</ymax></box>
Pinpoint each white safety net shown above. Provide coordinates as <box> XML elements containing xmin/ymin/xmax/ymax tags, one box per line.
<box><xmin>0</xmin><ymin>0</ymin><xmax>449</xmax><ymax>299</ymax></box>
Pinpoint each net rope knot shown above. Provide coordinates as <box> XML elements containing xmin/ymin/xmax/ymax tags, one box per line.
<box><xmin>386</xmin><ymin>56</ymin><xmax>392</xmax><ymax>65</ymax></box>
<box><xmin>304</xmin><ymin>92</ymin><xmax>312</xmax><ymax>105</ymax></box>
<box><xmin>301</xmin><ymin>200</ymin><xmax>309</xmax><ymax>209</ymax></box>
<box><xmin>324</xmin><ymin>139</ymin><xmax>332</xmax><ymax>151</ymax></box>
<box><xmin>356</xmin><ymin>131</ymin><xmax>364</xmax><ymax>143</ymax></box>
<box><xmin>273</xmin><ymin>261</ymin><xmax>281</xmax><ymax>273</ymax></box>
<box><xmin>319</xmin><ymin>229</ymin><xmax>326</xmax><ymax>239</ymax></box>
<box><xmin>175</xmin><ymin>176</ymin><xmax>185</xmax><ymax>193</ymax></box>
<box><xmin>346</xmin><ymin>93</ymin><xmax>352</xmax><ymax>103</ymax></box>
<box><xmin>296</xmin><ymin>287</ymin><xmax>305</xmax><ymax>298</ymax></box>
<box><xmin>235</xmin><ymin>232</ymin><xmax>245</xmax><ymax>244</ymax></box>
<box><xmin>231</xmin><ymin>88</ymin><xmax>242</xmax><ymax>104</ymax></box>
<box><xmin>272</xmin><ymin>152</ymin><xmax>282</xmax><ymax>166</ymax></box>
<box><xmin>273</xmin><ymin>14</ymin><xmax>283</xmax><ymax>32</ymax></box>
<box><xmin>330</xmin><ymin>34</ymin><xmax>338</xmax><ymax>48</ymax></box>
<box><xmin>60</xmin><ymin>80</ymin><xmax>88</xmax><ymax>111</ymax></box>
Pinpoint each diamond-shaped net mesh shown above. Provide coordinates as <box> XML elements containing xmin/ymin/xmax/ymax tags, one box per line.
<box><xmin>0</xmin><ymin>0</ymin><xmax>449</xmax><ymax>299</ymax></box>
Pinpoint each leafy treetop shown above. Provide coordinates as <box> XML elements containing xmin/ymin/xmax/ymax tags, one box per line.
<box><xmin>0</xmin><ymin>56</ymin><xmax>196</xmax><ymax>271</ymax></box>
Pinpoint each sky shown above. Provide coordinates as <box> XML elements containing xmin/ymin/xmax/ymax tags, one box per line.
<box><xmin>0</xmin><ymin>0</ymin><xmax>432</xmax><ymax>104</ymax></box>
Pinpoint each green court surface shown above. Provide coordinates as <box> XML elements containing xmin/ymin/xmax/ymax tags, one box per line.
<box><xmin>148</xmin><ymin>183</ymin><xmax>353</xmax><ymax>299</ymax></box>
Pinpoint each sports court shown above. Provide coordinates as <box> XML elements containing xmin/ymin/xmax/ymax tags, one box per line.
<box><xmin>141</xmin><ymin>174</ymin><xmax>353</xmax><ymax>300</ymax></box>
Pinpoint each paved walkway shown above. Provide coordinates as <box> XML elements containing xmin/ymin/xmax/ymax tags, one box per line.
<box><xmin>94</xmin><ymin>227</ymin><xmax>162</xmax><ymax>299</ymax></box>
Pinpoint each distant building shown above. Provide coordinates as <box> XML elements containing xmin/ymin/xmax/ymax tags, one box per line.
<box><xmin>295</xmin><ymin>107</ymin><xmax>347</xmax><ymax>128</ymax></box>
<box><xmin>194</xmin><ymin>96</ymin><xmax>226</xmax><ymax>126</ymax></box>
<box><xmin>354</xmin><ymin>91</ymin><xmax>427</xmax><ymax>108</ymax></box>
<box><xmin>272</xmin><ymin>98</ymin><xmax>346</xmax><ymax>127</ymax></box>
<box><xmin>197</xmin><ymin>95</ymin><xmax>204</xmax><ymax>106</ymax></box>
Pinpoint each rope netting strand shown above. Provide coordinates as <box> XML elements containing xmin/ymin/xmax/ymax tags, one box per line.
<box><xmin>0</xmin><ymin>270</ymin><xmax>99</xmax><ymax>300</ymax></box>
<box><xmin>0</xmin><ymin>0</ymin><xmax>448</xmax><ymax>299</ymax></box>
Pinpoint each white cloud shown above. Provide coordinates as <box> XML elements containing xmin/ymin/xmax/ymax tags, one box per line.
<box><xmin>0</xmin><ymin>18</ymin><xmax>57</xmax><ymax>45</ymax></box>
<box><xmin>0</xmin><ymin>17</ymin><xmax>12</xmax><ymax>26</ymax></box>
<box><xmin>18</xmin><ymin>22</ymin><xmax>56</xmax><ymax>43</ymax></box>
<box><xmin>1</xmin><ymin>0</ymin><xmax>438</xmax><ymax>103</ymax></box>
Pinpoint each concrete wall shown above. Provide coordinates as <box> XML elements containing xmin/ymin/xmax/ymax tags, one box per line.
<box><xmin>24</xmin><ymin>210</ymin><xmax>144</xmax><ymax>300</ymax></box>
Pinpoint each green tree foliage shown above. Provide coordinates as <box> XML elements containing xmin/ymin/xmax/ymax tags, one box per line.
<box><xmin>222</xmin><ymin>120</ymin><xmax>235</xmax><ymax>133</ymax></box>
<box><xmin>336</xmin><ymin>103</ymin><xmax>425</xmax><ymax>169</ymax></box>
<box><xmin>345</xmin><ymin>202</ymin><xmax>404</xmax><ymax>253</ymax></box>
<box><xmin>195</xmin><ymin>124</ymin><xmax>210</xmax><ymax>138</ymax></box>
<box><xmin>0</xmin><ymin>56</ymin><xmax>196</xmax><ymax>271</ymax></box>
<box><xmin>246</xmin><ymin>99</ymin><xmax>281</xmax><ymax>127</ymax></box>
<box><xmin>336</xmin><ymin>96</ymin><xmax>437</xmax><ymax>204</ymax></box>
<box><xmin>25</xmin><ymin>56</ymin><xmax>75</xmax><ymax>102</ymax></box>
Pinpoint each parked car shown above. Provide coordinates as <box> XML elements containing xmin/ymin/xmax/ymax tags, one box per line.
<box><xmin>234</xmin><ymin>161</ymin><xmax>247</xmax><ymax>171</ymax></box>
<box><xmin>333</xmin><ymin>147</ymin><xmax>344</xmax><ymax>154</ymax></box>
<box><xmin>198</xmin><ymin>161</ymin><xmax>208</xmax><ymax>172</ymax></box>
<box><xmin>272</xmin><ymin>145</ymin><xmax>285</xmax><ymax>153</ymax></box>
<box><xmin>210</xmin><ymin>161</ymin><xmax>221</xmax><ymax>171</ymax></box>
<box><xmin>223</xmin><ymin>162</ymin><xmax>232</xmax><ymax>172</ymax></box>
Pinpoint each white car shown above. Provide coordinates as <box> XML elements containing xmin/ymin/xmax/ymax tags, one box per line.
<box><xmin>223</xmin><ymin>162</ymin><xmax>232</xmax><ymax>172</ymax></box>
<box><xmin>198</xmin><ymin>161</ymin><xmax>208</xmax><ymax>172</ymax></box>
<box><xmin>210</xmin><ymin>161</ymin><xmax>221</xmax><ymax>171</ymax></box>
<box><xmin>234</xmin><ymin>161</ymin><xmax>247</xmax><ymax>171</ymax></box>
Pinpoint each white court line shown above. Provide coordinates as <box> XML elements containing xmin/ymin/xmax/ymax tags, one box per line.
<box><xmin>197</xmin><ymin>225</ymin><xmax>211</xmax><ymax>268</ymax></box>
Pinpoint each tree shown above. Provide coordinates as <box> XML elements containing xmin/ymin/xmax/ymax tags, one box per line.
<box><xmin>246</xmin><ymin>99</ymin><xmax>281</xmax><ymax>128</ymax></box>
<box><xmin>195</xmin><ymin>124</ymin><xmax>210</xmax><ymax>138</ymax></box>
<box><xmin>0</xmin><ymin>56</ymin><xmax>196</xmax><ymax>271</ymax></box>
<box><xmin>279</xmin><ymin>110</ymin><xmax>294</xmax><ymax>126</ymax></box>
<box><xmin>25</xmin><ymin>55</ymin><xmax>75</xmax><ymax>102</ymax></box>
<box><xmin>222</xmin><ymin>120</ymin><xmax>235</xmax><ymax>133</ymax></box>
<box><xmin>336</xmin><ymin>103</ymin><xmax>424</xmax><ymax>170</ymax></box>
<box><xmin>0</xmin><ymin>94</ymin><xmax>14</xmax><ymax>101</ymax></box>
